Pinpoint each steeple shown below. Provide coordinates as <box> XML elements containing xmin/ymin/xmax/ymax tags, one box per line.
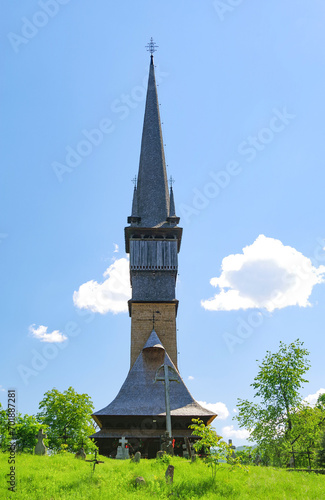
<box><xmin>125</xmin><ymin>41</ymin><xmax>183</xmax><ymax>367</ymax></box>
<box><xmin>169</xmin><ymin>186</ymin><xmax>176</xmax><ymax>217</ymax></box>
<box><xmin>128</xmin><ymin>184</ymin><xmax>140</xmax><ymax>224</ymax></box>
<box><xmin>91</xmin><ymin>41</ymin><xmax>217</xmax><ymax>458</ymax></box>
<box><xmin>132</xmin><ymin>53</ymin><xmax>169</xmax><ymax>227</ymax></box>
<box><xmin>167</xmin><ymin>182</ymin><xmax>180</xmax><ymax>224</ymax></box>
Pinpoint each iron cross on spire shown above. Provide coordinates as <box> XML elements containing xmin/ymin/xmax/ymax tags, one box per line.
<box><xmin>146</xmin><ymin>37</ymin><xmax>159</xmax><ymax>55</ymax></box>
<box><xmin>132</xmin><ymin>175</ymin><xmax>137</xmax><ymax>187</ymax></box>
<box><xmin>169</xmin><ymin>176</ymin><xmax>175</xmax><ymax>188</ymax></box>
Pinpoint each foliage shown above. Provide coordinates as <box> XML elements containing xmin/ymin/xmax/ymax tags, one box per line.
<box><xmin>316</xmin><ymin>393</ymin><xmax>325</xmax><ymax>410</ymax></box>
<box><xmin>235</xmin><ymin>340</ymin><xmax>325</xmax><ymax>467</ymax></box>
<box><xmin>235</xmin><ymin>340</ymin><xmax>310</xmax><ymax>460</ymax></box>
<box><xmin>0</xmin><ymin>403</ymin><xmax>11</xmax><ymax>451</ymax></box>
<box><xmin>235</xmin><ymin>446</ymin><xmax>259</xmax><ymax>465</ymax></box>
<box><xmin>155</xmin><ymin>451</ymin><xmax>170</xmax><ymax>465</ymax></box>
<box><xmin>0</xmin><ymin>404</ymin><xmax>44</xmax><ymax>453</ymax></box>
<box><xmin>189</xmin><ymin>418</ymin><xmax>244</xmax><ymax>480</ymax></box>
<box><xmin>1</xmin><ymin>452</ymin><xmax>325</xmax><ymax>499</ymax></box>
<box><xmin>36</xmin><ymin>386</ymin><xmax>97</xmax><ymax>453</ymax></box>
<box><xmin>316</xmin><ymin>431</ymin><xmax>325</xmax><ymax>468</ymax></box>
<box><xmin>15</xmin><ymin>413</ymin><xmax>45</xmax><ymax>453</ymax></box>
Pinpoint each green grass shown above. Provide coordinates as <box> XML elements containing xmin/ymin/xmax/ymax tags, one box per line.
<box><xmin>1</xmin><ymin>452</ymin><xmax>325</xmax><ymax>499</ymax></box>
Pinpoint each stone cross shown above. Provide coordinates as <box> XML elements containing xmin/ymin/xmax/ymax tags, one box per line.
<box><xmin>35</xmin><ymin>428</ymin><xmax>47</xmax><ymax>455</ymax></box>
<box><xmin>119</xmin><ymin>437</ymin><xmax>128</xmax><ymax>448</ymax></box>
<box><xmin>116</xmin><ymin>437</ymin><xmax>130</xmax><ymax>459</ymax></box>
<box><xmin>154</xmin><ymin>363</ymin><xmax>179</xmax><ymax>439</ymax></box>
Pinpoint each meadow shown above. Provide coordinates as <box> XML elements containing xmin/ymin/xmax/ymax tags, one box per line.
<box><xmin>1</xmin><ymin>452</ymin><xmax>325</xmax><ymax>499</ymax></box>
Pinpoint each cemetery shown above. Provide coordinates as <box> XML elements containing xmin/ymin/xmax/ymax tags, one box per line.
<box><xmin>2</xmin><ymin>31</ymin><xmax>325</xmax><ymax>499</ymax></box>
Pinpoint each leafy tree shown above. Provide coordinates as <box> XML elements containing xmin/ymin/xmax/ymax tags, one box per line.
<box><xmin>189</xmin><ymin>419</ymin><xmax>243</xmax><ymax>480</ymax></box>
<box><xmin>0</xmin><ymin>403</ymin><xmax>11</xmax><ymax>451</ymax></box>
<box><xmin>0</xmin><ymin>403</ymin><xmax>45</xmax><ymax>453</ymax></box>
<box><xmin>235</xmin><ymin>340</ymin><xmax>310</xmax><ymax>463</ymax></box>
<box><xmin>15</xmin><ymin>413</ymin><xmax>45</xmax><ymax>453</ymax></box>
<box><xmin>36</xmin><ymin>387</ymin><xmax>97</xmax><ymax>453</ymax></box>
<box><xmin>316</xmin><ymin>393</ymin><xmax>325</xmax><ymax>410</ymax></box>
<box><xmin>316</xmin><ymin>431</ymin><xmax>325</xmax><ymax>468</ymax></box>
<box><xmin>234</xmin><ymin>446</ymin><xmax>252</xmax><ymax>465</ymax></box>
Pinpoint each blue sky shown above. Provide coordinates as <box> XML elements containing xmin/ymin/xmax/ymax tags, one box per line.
<box><xmin>1</xmin><ymin>0</ymin><xmax>325</xmax><ymax>445</ymax></box>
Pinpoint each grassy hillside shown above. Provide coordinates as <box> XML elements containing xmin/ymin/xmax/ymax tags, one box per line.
<box><xmin>1</xmin><ymin>452</ymin><xmax>325</xmax><ymax>499</ymax></box>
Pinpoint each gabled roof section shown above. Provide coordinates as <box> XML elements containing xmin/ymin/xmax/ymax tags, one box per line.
<box><xmin>135</xmin><ymin>56</ymin><xmax>170</xmax><ymax>227</ymax></box>
<box><xmin>93</xmin><ymin>330</ymin><xmax>216</xmax><ymax>420</ymax></box>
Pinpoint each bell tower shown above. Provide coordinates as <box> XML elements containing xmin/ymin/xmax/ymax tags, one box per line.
<box><xmin>125</xmin><ymin>48</ymin><xmax>182</xmax><ymax>368</ymax></box>
<box><xmin>91</xmin><ymin>41</ymin><xmax>216</xmax><ymax>458</ymax></box>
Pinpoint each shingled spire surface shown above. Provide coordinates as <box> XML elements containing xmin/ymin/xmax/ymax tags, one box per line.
<box><xmin>136</xmin><ymin>56</ymin><xmax>170</xmax><ymax>227</ymax></box>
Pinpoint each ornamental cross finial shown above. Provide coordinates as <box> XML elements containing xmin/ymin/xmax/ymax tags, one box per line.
<box><xmin>146</xmin><ymin>37</ymin><xmax>158</xmax><ymax>55</ymax></box>
<box><xmin>132</xmin><ymin>175</ymin><xmax>137</xmax><ymax>187</ymax></box>
<box><xmin>169</xmin><ymin>176</ymin><xmax>175</xmax><ymax>188</ymax></box>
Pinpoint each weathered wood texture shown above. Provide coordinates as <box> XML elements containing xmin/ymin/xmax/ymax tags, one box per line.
<box><xmin>130</xmin><ymin>239</ymin><xmax>178</xmax><ymax>270</ymax></box>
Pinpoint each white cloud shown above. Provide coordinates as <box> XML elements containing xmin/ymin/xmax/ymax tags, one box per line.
<box><xmin>29</xmin><ymin>325</ymin><xmax>67</xmax><ymax>343</ymax></box>
<box><xmin>222</xmin><ymin>425</ymin><xmax>250</xmax><ymax>440</ymax></box>
<box><xmin>73</xmin><ymin>257</ymin><xmax>131</xmax><ymax>314</ymax></box>
<box><xmin>188</xmin><ymin>376</ymin><xmax>194</xmax><ymax>380</ymax></box>
<box><xmin>304</xmin><ymin>388</ymin><xmax>325</xmax><ymax>405</ymax></box>
<box><xmin>232</xmin><ymin>408</ymin><xmax>238</xmax><ymax>414</ymax></box>
<box><xmin>0</xmin><ymin>385</ymin><xmax>5</xmax><ymax>392</ymax></box>
<box><xmin>113</xmin><ymin>243</ymin><xmax>119</xmax><ymax>253</ymax></box>
<box><xmin>198</xmin><ymin>401</ymin><xmax>230</xmax><ymax>420</ymax></box>
<box><xmin>201</xmin><ymin>235</ymin><xmax>325</xmax><ymax>312</ymax></box>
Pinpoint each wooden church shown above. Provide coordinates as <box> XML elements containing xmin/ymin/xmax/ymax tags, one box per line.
<box><xmin>91</xmin><ymin>41</ymin><xmax>216</xmax><ymax>458</ymax></box>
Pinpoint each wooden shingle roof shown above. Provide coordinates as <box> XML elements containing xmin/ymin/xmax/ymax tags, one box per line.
<box><xmin>93</xmin><ymin>330</ymin><xmax>216</xmax><ymax>422</ymax></box>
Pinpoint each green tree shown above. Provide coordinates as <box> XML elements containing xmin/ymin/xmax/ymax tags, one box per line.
<box><xmin>36</xmin><ymin>387</ymin><xmax>97</xmax><ymax>453</ymax></box>
<box><xmin>316</xmin><ymin>393</ymin><xmax>325</xmax><ymax>410</ymax></box>
<box><xmin>0</xmin><ymin>403</ymin><xmax>11</xmax><ymax>451</ymax></box>
<box><xmin>316</xmin><ymin>431</ymin><xmax>325</xmax><ymax>468</ymax></box>
<box><xmin>235</xmin><ymin>339</ymin><xmax>310</xmax><ymax>464</ymax></box>
<box><xmin>189</xmin><ymin>418</ymin><xmax>243</xmax><ymax>480</ymax></box>
<box><xmin>15</xmin><ymin>413</ymin><xmax>45</xmax><ymax>453</ymax></box>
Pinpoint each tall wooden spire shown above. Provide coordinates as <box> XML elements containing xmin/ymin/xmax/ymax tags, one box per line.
<box><xmin>130</xmin><ymin>56</ymin><xmax>170</xmax><ymax>227</ymax></box>
<box><xmin>91</xmin><ymin>44</ymin><xmax>216</xmax><ymax>458</ymax></box>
